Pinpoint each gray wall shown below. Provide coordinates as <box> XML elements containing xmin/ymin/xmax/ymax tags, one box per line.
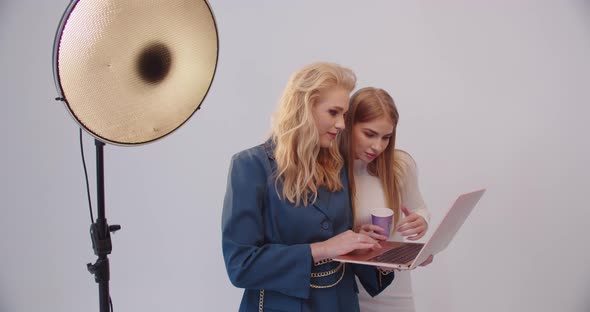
<box><xmin>1</xmin><ymin>1</ymin><xmax>589</xmax><ymax>311</ymax></box>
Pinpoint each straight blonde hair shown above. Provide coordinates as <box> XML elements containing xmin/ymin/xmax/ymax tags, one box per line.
<box><xmin>271</xmin><ymin>62</ymin><xmax>356</xmax><ymax>206</ymax></box>
<box><xmin>340</xmin><ymin>87</ymin><xmax>405</xmax><ymax>230</ymax></box>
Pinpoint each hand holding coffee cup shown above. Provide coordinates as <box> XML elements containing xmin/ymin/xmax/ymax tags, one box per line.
<box><xmin>358</xmin><ymin>223</ymin><xmax>389</xmax><ymax>241</ymax></box>
<box><xmin>370</xmin><ymin>207</ymin><xmax>394</xmax><ymax>239</ymax></box>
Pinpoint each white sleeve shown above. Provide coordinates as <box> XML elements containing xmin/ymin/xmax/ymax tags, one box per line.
<box><xmin>396</xmin><ymin>150</ymin><xmax>430</xmax><ymax>224</ymax></box>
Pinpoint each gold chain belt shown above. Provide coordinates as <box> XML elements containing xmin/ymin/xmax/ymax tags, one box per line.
<box><xmin>310</xmin><ymin>262</ymin><xmax>343</xmax><ymax>278</ymax></box>
<box><xmin>314</xmin><ymin>258</ymin><xmax>334</xmax><ymax>266</ymax></box>
<box><xmin>258</xmin><ymin>262</ymin><xmax>346</xmax><ymax>311</ymax></box>
<box><xmin>310</xmin><ymin>263</ymin><xmax>346</xmax><ymax>289</ymax></box>
<box><xmin>259</xmin><ymin>289</ymin><xmax>264</xmax><ymax>312</ymax></box>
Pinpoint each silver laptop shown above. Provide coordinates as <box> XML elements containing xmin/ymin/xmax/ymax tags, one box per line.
<box><xmin>334</xmin><ymin>189</ymin><xmax>486</xmax><ymax>270</ymax></box>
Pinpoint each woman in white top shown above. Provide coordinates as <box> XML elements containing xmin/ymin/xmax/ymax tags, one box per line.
<box><xmin>340</xmin><ymin>87</ymin><xmax>433</xmax><ymax>312</ymax></box>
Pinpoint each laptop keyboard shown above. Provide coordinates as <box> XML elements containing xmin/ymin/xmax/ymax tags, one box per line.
<box><xmin>367</xmin><ymin>243</ymin><xmax>423</xmax><ymax>264</ymax></box>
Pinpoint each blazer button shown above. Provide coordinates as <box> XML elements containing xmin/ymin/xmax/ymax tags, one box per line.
<box><xmin>321</xmin><ymin>220</ymin><xmax>330</xmax><ymax>230</ymax></box>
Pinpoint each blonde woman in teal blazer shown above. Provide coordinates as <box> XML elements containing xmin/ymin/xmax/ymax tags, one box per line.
<box><xmin>222</xmin><ymin>63</ymin><xmax>394</xmax><ymax>312</ymax></box>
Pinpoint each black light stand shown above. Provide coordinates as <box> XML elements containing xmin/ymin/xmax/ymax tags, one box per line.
<box><xmin>86</xmin><ymin>139</ymin><xmax>121</xmax><ymax>312</ymax></box>
<box><xmin>53</xmin><ymin>2</ymin><xmax>218</xmax><ymax>311</ymax></box>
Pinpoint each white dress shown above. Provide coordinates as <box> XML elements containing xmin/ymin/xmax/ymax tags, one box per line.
<box><xmin>354</xmin><ymin>151</ymin><xmax>429</xmax><ymax>312</ymax></box>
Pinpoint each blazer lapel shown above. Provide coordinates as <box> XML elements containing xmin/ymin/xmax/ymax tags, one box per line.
<box><xmin>312</xmin><ymin>186</ymin><xmax>332</xmax><ymax>219</ymax></box>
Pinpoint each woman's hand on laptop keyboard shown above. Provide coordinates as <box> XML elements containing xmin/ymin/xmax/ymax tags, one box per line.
<box><xmin>310</xmin><ymin>230</ymin><xmax>381</xmax><ymax>263</ymax></box>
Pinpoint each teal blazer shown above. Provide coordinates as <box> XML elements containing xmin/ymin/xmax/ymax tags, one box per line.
<box><xmin>222</xmin><ymin>140</ymin><xmax>393</xmax><ymax>311</ymax></box>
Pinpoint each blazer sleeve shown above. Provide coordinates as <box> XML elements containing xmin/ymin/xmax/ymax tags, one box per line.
<box><xmin>221</xmin><ymin>151</ymin><xmax>312</xmax><ymax>300</ymax></box>
<box><xmin>351</xmin><ymin>264</ymin><xmax>395</xmax><ymax>297</ymax></box>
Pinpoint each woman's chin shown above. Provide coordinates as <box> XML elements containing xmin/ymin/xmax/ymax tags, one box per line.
<box><xmin>319</xmin><ymin>139</ymin><xmax>333</xmax><ymax>148</ymax></box>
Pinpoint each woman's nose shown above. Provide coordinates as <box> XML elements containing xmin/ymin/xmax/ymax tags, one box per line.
<box><xmin>334</xmin><ymin>116</ymin><xmax>345</xmax><ymax>130</ymax></box>
<box><xmin>371</xmin><ymin>140</ymin><xmax>383</xmax><ymax>153</ymax></box>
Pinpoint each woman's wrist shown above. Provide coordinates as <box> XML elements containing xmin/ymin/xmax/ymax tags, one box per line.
<box><xmin>310</xmin><ymin>242</ymin><xmax>330</xmax><ymax>263</ymax></box>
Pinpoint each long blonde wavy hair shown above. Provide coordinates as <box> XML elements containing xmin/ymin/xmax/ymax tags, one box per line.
<box><xmin>340</xmin><ymin>87</ymin><xmax>404</xmax><ymax>231</ymax></box>
<box><xmin>271</xmin><ymin>62</ymin><xmax>356</xmax><ymax>206</ymax></box>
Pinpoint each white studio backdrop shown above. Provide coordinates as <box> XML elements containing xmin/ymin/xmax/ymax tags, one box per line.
<box><xmin>1</xmin><ymin>1</ymin><xmax>589</xmax><ymax>311</ymax></box>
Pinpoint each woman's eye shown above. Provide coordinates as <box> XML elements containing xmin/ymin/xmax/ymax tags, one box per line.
<box><xmin>364</xmin><ymin>132</ymin><xmax>375</xmax><ymax>138</ymax></box>
<box><xmin>383</xmin><ymin>137</ymin><xmax>391</xmax><ymax>141</ymax></box>
<box><xmin>329</xmin><ymin>110</ymin><xmax>338</xmax><ymax>116</ymax></box>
